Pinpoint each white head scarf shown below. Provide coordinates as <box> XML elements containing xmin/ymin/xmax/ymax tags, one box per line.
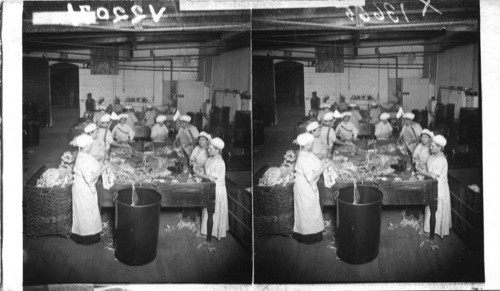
<box><xmin>306</xmin><ymin>121</ymin><xmax>320</xmax><ymax>132</ymax></box>
<box><xmin>380</xmin><ymin>113</ymin><xmax>390</xmax><ymax>121</ymax></box>
<box><xmin>84</xmin><ymin>123</ymin><xmax>98</xmax><ymax>133</ymax></box>
<box><xmin>156</xmin><ymin>115</ymin><xmax>167</xmax><ymax>123</ymax></box>
<box><xmin>211</xmin><ymin>137</ymin><xmax>225</xmax><ymax>150</ymax></box>
<box><xmin>433</xmin><ymin>135</ymin><xmax>447</xmax><ymax>147</ymax></box>
<box><xmin>70</xmin><ymin>134</ymin><xmax>93</xmax><ymax>148</ymax></box>
<box><xmin>296</xmin><ymin>133</ymin><xmax>314</xmax><ymax>146</ymax></box>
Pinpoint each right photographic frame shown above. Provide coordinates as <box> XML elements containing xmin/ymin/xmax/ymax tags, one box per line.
<box><xmin>252</xmin><ymin>0</ymin><xmax>483</xmax><ymax>284</ymax></box>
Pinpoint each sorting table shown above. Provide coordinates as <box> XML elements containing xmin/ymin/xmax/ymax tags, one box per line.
<box><xmin>98</xmin><ymin>181</ymin><xmax>216</xmax><ymax>241</ymax></box>
<box><xmin>321</xmin><ymin>139</ymin><xmax>439</xmax><ymax>239</ymax></box>
<box><xmin>318</xmin><ymin>179</ymin><xmax>439</xmax><ymax>239</ymax></box>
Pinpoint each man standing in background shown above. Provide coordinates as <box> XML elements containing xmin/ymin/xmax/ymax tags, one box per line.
<box><xmin>85</xmin><ymin>93</ymin><xmax>96</xmax><ymax>112</ymax></box>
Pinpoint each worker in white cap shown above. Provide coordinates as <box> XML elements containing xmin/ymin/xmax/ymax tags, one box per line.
<box><xmin>320</xmin><ymin>111</ymin><xmax>348</xmax><ymax>155</ymax></box>
<box><xmin>96</xmin><ymin>114</ymin><xmax>124</xmax><ymax>153</ymax></box>
<box><xmin>306</xmin><ymin>121</ymin><xmax>327</xmax><ymax>159</ymax></box>
<box><xmin>123</xmin><ymin>105</ymin><xmax>138</xmax><ymax>128</ymax></box>
<box><xmin>398</xmin><ymin>112</ymin><xmax>423</xmax><ymax>153</ymax></box>
<box><xmin>418</xmin><ymin>134</ymin><xmax>451</xmax><ymax>239</ymax></box>
<box><xmin>175</xmin><ymin>115</ymin><xmax>199</xmax><ymax>157</ymax></box>
<box><xmin>150</xmin><ymin>115</ymin><xmax>169</xmax><ymax>143</ymax></box>
<box><xmin>84</xmin><ymin>123</ymin><xmax>106</xmax><ymax>162</ymax></box>
<box><xmin>412</xmin><ymin>129</ymin><xmax>434</xmax><ymax>172</ymax></box>
<box><xmin>112</xmin><ymin>114</ymin><xmax>135</xmax><ymax>143</ymax></box>
<box><xmin>292</xmin><ymin>132</ymin><xmax>333</xmax><ymax>244</ymax></box>
<box><xmin>190</xmin><ymin>131</ymin><xmax>212</xmax><ymax>174</ymax></box>
<box><xmin>374</xmin><ymin>112</ymin><xmax>393</xmax><ymax>140</ymax></box>
<box><xmin>93</xmin><ymin>105</ymin><xmax>107</xmax><ymax>126</ymax></box>
<box><xmin>369</xmin><ymin>101</ymin><xmax>382</xmax><ymax>125</ymax></box>
<box><xmin>69</xmin><ymin>133</ymin><xmax>110</xmax><ymax>245</ymax></box>
<box><xmin>336</xmin><ymin>112</ymin><xmax>359</xmax><ymax>141</ymax></box>
<box><xmin>193</xmin><ymin>137</ymin><xmax>229</xmax><ymax>240</ymax></box>
<box><xmin>348</xmin><ymin>103</ymin><xmax>363</xmax><ymax>131</ymax></box>
<box><xmin>337</xmin><ymin>95</ymin><xmax>348</xmax><ymax>112</ymax></box>
<box><xmin>143</xmin><ymin>103</ymin><xmax>157</xmax><ymax>128</ymax></box>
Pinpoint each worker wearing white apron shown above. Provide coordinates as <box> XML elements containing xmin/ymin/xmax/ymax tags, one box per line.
<box><xmin>398</xmin><ymin>112</ymin><xmax>423</xmax><ymax>153</ymax></box>
<box><xmin>336</xmin><ymin>112</ymin><xmax>359</xmax><ymax>141</ymax></box>
<box><xmin>144</xmin><ymin>104</ymin><xmax>157</xmax><ymax>128</ymax></box>
<box><xmin>70</xmin><ymin>134</ymin><xmax>110</xmax><ymax>245</ymax></box>
<box><xmin>419</xmin><ymin>135</ymin><xmax>452</xmax><ymax>238</ymax></box>
<box><xmin>190</xmin><ymin>131</ymin><xmax>211</xmax><ymax>174</ymax></box>
<box><xmin>374</xmin><ymin>113</ymin><xmax>393</xmax><ymax>140</ymax></box>
<box><xmin>112</xmin><ymin>114</ymin><xmax>135</xmax><ymax>143</ymax></box>
<box><xmin>93</xmin><ymin>105</ymin><xmax>106</xmax><ymax>126</ymax></box>
<box><xmin>84</xmin><ymin>123</ymin><xmax>106</xmax><ymax>162</ymax></box>
<box><xmin>124</xmin><ymin>105</ymin><xmax>138</xmax><ymax>129</ymax></box>
<box><xmin>96</xmin><ymin>113</ymin><xmax>123</xmax><ymax>151</ymax></box>
<box><xmin>150</xmin><ymin>115</ymin><xmax>169</xmax><ymax>143</ymax></box>
<box><xmin>306</xmin><ymin>121</ymin><xmax>328</xmax><ymax>160</ymax></box>
<box><xmin>175</xmin><ymin>115</ymin><xmax>199</xmax><ymax>157</ymax></box>
<box><xmin>320</xmin><ymin>110</ymin><xmax>345</xmax><ymax>155</ymax></box>
<box><xmin>292</xmin><ymin>133</ymin><xmax>333</xmax><ymax>244</ymax></box>
<box><xmin>195</xmin><ymin>138</ymin><xmax>229</xmax><ymax>240</ymax></box>
<box><xmin>348</xmin><ymin>103</ymin><xmax>363</xmax><ymax>131</ymax></box>
<box><xmin>413</xmin><ymin>129</ymin><xmax>433</xmax><ymax>172</ymax></box>
<box><xmin>369</xmin><ymin>101</ymin><xmax>382</xmax><ymax>125</ymax></box>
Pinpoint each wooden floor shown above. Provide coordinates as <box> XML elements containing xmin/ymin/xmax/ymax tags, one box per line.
<box><xmin>24</xmin><ymin>208</ymin><xmax>251</xmax><ymax>284</ymax></box>
<box><xmin>23</xmin><ymin>106</ymin><xmax>251</xmax><ymax>285</ymax></box>
<box><xmin>255</xmin><ymin>207</ymin><xmax>484</xmax><ymax>283</ymax></box>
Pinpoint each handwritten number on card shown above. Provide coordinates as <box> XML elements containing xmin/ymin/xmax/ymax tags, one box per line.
<box><xmin>373</xmin><ymin>3</ymin><xmax>384</xmax><ymax>21</ymax></box>
<box><xmin>384</xmin><ymin>3</ymin><xmax>399</xmax><ymax>23</ymax></box>
<box><xmin>359</xmin><ymin>6</ymin><xmax>370</xmax><ymax>22</ymax></box>
<box><xmin>345</xmin><ymin>7</ymin><xmax>355</xmax><ymax>21</ymax></box>
<box><xmin>345</xmin><ymin>1</ymin><xmax>441</xmax><ymax>24</ymax></box>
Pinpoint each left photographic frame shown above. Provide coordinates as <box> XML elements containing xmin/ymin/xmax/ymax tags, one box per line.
<box><xmin>20</xmin><ymin>0</ymin><xmax>252</xmax><ymax>286</ymax></box>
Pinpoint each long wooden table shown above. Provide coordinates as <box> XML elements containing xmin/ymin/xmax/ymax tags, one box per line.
<box><xmin>97</xmin><ymin>181</ymin><xmax>216</xmax><ymax>241</ymax></box>
<box><xmin>318</xmin><ymin>178</ymin><xmax>439</xmax><ymax>239</ymax></box>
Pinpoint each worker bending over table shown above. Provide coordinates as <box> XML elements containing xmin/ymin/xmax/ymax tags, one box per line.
<box><xmin>144</xmin><ymin>104</ymin><xmax>157</xmax><ymax>128</ymax></box>
<box><xmin>398</xmin><ymin>112</ymin><xmax>422</xmax><ymax>153</ymax></box>
<box><xmin>112</xmin><ymin>114</ymin><xmax>135</xmax><ymax>143</ymax></box>
<box><xmin>336</xmin><ymin>112</ymin><xmax>359</xmax><ymax>141</ymax></box>
<box><xmin>374</xmin><ymin>112</ymin><xmax>393</xmax><ymax>140</ymax></box>
<box><xmin>319</xmin><ymin>110</ymin><xmax>348</xmax><ymax>156</ymax></box>
<box><xmin>175</xmin><ymin>115</ymin><xmax>200</xmax><ymax>157</ymax></box>
<box><xmin>151</xmin><ymin>115</ymin><xmax>169</xmax><ymax>143</ymax></box>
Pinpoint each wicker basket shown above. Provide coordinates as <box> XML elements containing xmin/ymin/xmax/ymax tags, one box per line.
<box><xmin>24</xmin><ymin>165</ymin><xmax>73</xmax><ymax>237</ymax></box>
<box><xmin>254</xmin><ymin>165</ymin><xmax>294</xmax><ymax>237</ymax></box>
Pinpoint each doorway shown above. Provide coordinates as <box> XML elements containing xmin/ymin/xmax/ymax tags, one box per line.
<box><xmin>49</xmin><ymin>63</ymin><xmax>79</xmax><ymax>108</ymax></box>
<box><xmin>273</xmin><ymin>61</ymin><xmax>305</xmax><ymax>125</ymax></box>
<box><xmin>274</xmin><ymin>61</ymin><xmax>304</xmax><ymax>106</ymax></box>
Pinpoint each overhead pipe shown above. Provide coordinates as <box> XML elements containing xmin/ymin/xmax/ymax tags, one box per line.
<box><xmin>24</xmin><ymin>40</ymin><xmax>245</xmax><ymax>52</ymax></box>
<box><xmin>254</xmin><ymin>38</ymin><xmax>473</xmax><ymax>49</ymax></box>
<box><xmin>25</xmin><ymin>50</ymin><xmax>219</xmax><ymax>61</ymax></box>
<box><xmin>253</xmin><ymin>18</ymin><xmax>476</xmax><ymax>31</ymax></box>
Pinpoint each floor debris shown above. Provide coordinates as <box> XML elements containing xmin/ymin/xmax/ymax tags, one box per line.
<box><xmin>101</xmin><ymin>220</ymin><xmax>115</xmax><ymax>247</ymax></box>
<box><xmin>326</xmin><ymin>241</ymin><xmax>337</xmax><ymax>250</ymax></box>
<box><xmin>197</xmin><ymin>241</ymin><xmax>216</xmax><ymax>253</ymax></box>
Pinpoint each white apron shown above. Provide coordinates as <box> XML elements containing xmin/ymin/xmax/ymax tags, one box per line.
<box><xmin>201</xmin><ymin>155</ymin><xmax>229</xmax><ymax>240</ymax></box>
<box><xmin>71</xmin><ymin>152</ymin><xmax>102</xmax><ymax>236</ymax></box>
<box><xmin>424</xmin><ymin>152</ymin><xmax>452</xmax><ymax>238</ymax></box>
<box><xmin>293</xmin><ymin>151</ymin><xmax>325</xmax><ymax>235</ymax></box>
